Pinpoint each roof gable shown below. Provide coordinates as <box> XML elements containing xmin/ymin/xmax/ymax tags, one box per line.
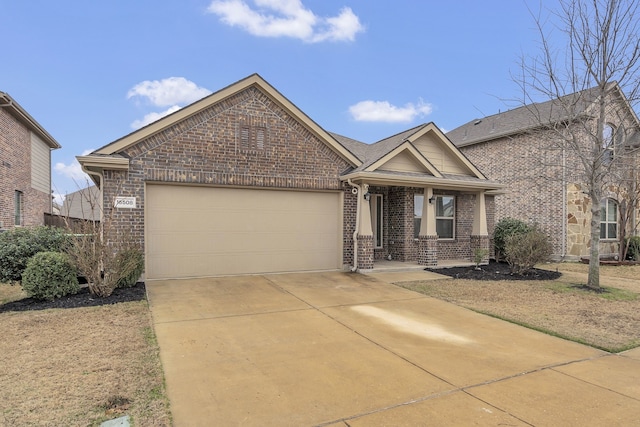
<box><xmin>407</xmin><ymin>123</ymin><xmax>486</xmax><ymax>179</ymax></box>
<box><xmin>366</xmin><ymin>142</ymin><xmax>440</xmax><ymax>176</ymax></box>
<box><xmin>94</xmin><ymin>74</ymin><xmax>360</xmax><ymax>167</ymax></box>
<box><xmin>0</xmin><ymin>92</ymin><xmax>60</xmax><ymax>149</ymax></box>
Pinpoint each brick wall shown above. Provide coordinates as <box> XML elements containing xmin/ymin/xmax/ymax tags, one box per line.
<box><xmin>0</xmin><ymin>108</ymin><xmax>51</xmax><ymax>229</ymax></box>
<box><xmin>460</xmin><ymin>133</ymin><xmax>565</xmax><ymax>256</ymax></box>
<box><xmin>102</xmin><ymin>86</ymin><xmax>353</xmax><ymax>261</ymax></box>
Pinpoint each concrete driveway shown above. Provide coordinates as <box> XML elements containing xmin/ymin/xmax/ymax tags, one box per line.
<box><xmin>146</xmin><ymin>271</ymin><xmax>640</xmax><ymax>426</ymax></box>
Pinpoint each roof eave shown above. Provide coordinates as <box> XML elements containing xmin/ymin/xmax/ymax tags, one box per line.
<box><xmin>94</xmin><ymin>74</ymin><xmax>361</xmax><ymax>167</ymax></box>
<box><xmin>340</xmin><ymin>171</ymin><xmax>505</xmax><ymax>191</ymax></box>
<box><xmin>0</xmin><ymin>92</ymin><xmax>61</xmax><ymax>149</ymax></box>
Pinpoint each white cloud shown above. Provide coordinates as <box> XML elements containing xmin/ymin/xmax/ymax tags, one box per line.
<box><xmin>53</xmin><ymin>150</ymin><xmax>95</xmax><ymax>197</ymax></box>
<box><xmin>348</xmin><ymin>99</ymin><xmax>433</xmax><ymax>123</ymax></box>
<box><xmin>127</xmin><ymin>77</ymin><xmax>211</xmax><ymax>107</ymax></box>
<box><xmin>127</xmin><ymin>77</ymin><xmax>211</xmax><ymax>129</ymax></box>
<box><xmin>130</xmin><ymin>105</ymin><xmax>181</xmax><ymax>129</ymax></box>
<box><xmin>207</xmin><ymin>0</ymin><xmax>364</xmax><ymax>43</ymax></box>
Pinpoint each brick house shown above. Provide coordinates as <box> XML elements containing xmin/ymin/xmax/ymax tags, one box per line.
<box><xmin>78</xmin><ymin>74</ymin><xmax>503</xmax><ymax>280</ymax></box>
<box><xmin>447</xmin><ymin>83</ymin><xmax>640</xmax><ymax>260</ymax></box>
<box><xmin>0</xmin><ymin>92</ymin><xmax>60</xmax><ymax>230</ymax></box>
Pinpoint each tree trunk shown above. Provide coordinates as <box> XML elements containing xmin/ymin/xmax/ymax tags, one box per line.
<box><xmin>588</xmin><ymin>193</ymin><xmax>601</xmax><ymax>289</ymax></box>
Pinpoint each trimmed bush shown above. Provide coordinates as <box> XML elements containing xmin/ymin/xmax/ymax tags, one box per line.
<box><xmin>625</xmin><ymin>236</ymin><xmax>640</xmax><ymax>261</ymax></box>
<box><xmin>22</xmin><ymin>252</ymin><xmax>79</xmax><ymax>300</ymax></box>
<box><xmin>115</xmin><ymin>248</ymin><xmax>145</xmax><ymax>288</ymax></box>
<box><xmin>493</xmin><ymin>218</ymin><xmax>532</xmax><ymax>262</ymax></box>
<box><xmin>0</xmin><ymin>227</ymin><xmax>71</xmax><ymax>284</ymax></box>
<box><xmin>504</xmin><ymin>229</ymin><xmax>553</xmax><ymax>275</ymax></box>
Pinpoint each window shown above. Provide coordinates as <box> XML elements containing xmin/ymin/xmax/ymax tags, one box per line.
<box><xmin>413</xmin><ymin>194</ymin><xmax>455</xmax><ymax>239</ymax></box>
<box><xmin>370</xmin><ymin>194</ymin><xmax>383</xmax><ymax>248</ymax></box>
<box><xmin>600</xmin><ymin>199</ymin><xmax>618</xmax><ymax>240</ymax></box>
<box><xmin>14</xmin><ymin>191</ymin><xmax>23</xmax><ymax>226</ymax></box>
<box><xmin>435</xmin><ymin>195</ymin><xmax>455</xmax><ymax>239</ymax></box>
<box><xmin>414</xmin><ymin>195</ymin><xmax>423</xmax><ymax>238</ymax></box>
<box><xmin>602</xmin><ymin>124</ymin><xmax>615</xmax><ymax>165</ymax></box>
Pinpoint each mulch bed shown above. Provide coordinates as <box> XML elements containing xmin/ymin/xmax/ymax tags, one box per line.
<box><xmin>427</xmin><ymin>261</ymin><xmax>562</xmax><ymax>281</ymax></box>
<box><xmin>0</xmin><ymin>282</ymin><xmax>146</xmax><ymax>313</ymax></box>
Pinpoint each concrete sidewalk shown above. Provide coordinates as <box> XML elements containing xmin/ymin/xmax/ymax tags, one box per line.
<box><xmin>147</xmin><ymin>271</ymin><xmax>640</xmax><ymax>426</ymax></box>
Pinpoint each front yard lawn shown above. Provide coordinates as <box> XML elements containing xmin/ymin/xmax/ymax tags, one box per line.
<box><xmin>0</xmin><ymin>284</ymin><xmax>171</xmax><ymax>426</ymax></box>
<box><xmin>400</xmin><ymin>262</ymin><xmax>640</xmax><ymax>353</ymax></box>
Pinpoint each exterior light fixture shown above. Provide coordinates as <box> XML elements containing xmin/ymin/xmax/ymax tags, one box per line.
<box><xmin>364</xmin><ymin>192</ymin><xmax>371</xmax><ymax>201</ymax></box>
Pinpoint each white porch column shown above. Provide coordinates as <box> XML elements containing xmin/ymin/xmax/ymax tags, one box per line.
<box><xmin>359</xmin><ymin>183</ymin><xmax>373</xmax><ymax>236</ymax></box>
<box><xmin>419</xmin><ymin>187</ymin><xmax>436</xmax><ymax>236</ymax></box>
<box><xmin>472</xmin><ymin>191</ymin><xmax>488</xmax><ymax>236</ymax></box>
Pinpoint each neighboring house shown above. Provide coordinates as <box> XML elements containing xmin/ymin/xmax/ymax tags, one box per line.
<box><xmin>78</xmin><ymin>74</ymin><xmax>503</xmax><ymax>280</ymax></box>
<box><xmin>0</xmin><ymin>92</ymin><xmax>60</xmax><ymax>230</ymax></box>
<box><xmin>447</xmin><ymin>83</ymin><xmax>640</xmax><ymax>260</ymax></box>
<box><xmin>60</xmin><ymin>186</ymin><xmax>101</xmax><ymax>221</ymax></box>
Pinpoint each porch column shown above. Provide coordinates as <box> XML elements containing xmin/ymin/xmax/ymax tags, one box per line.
<box><xmin>470</xmin><ymin>191</ymin><xmax>490</xmax><ymax>264</ymax></box>
<box><xmin>357</xmin><ymin>184</ymin><xmax>374</xmax><ymax>271</ymax></box>
<box><xmin>418</xmin><ymin>187</ymin><xmax>438</xmax><ymax>266</ymax></box>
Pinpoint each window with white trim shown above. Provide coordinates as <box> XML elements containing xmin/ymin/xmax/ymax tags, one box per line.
<box><xmin>602</xmin><ymin>124</ymin><xmax>615</xmax><ymax>165</ymax></box>
<box><xmin>370</xmin><ymin>194</ymin><xmax>383</xmax><ymax>248</ymax></box>
<box><xmin>14</xmin><ymin>190</ymin><xmax>23</xmax><ymax>226</ymax></box>
<box><xmin>414</xmin><ymin>194</ymin><xmax>423</xmax><ymax>238</ymax></box>
<box><xmin>413</xmin><ymin>194</ymin><xmax>455</xmax><ymax>239</ymax></box>
<box><xmin>435</xmin><ymin>195</ymin><xmax>455</xmax><ymax>239</ymax></box>
<box><xmin>600</xmin><ymin>198</ymin><xmax>618</xmax><ymax>240</ymax></box>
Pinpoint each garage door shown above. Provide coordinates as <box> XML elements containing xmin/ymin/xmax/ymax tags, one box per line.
<box><xmin>145</xmin><ymin>185</ymin><xmax>342</xmax><ymax>279</ymax></box>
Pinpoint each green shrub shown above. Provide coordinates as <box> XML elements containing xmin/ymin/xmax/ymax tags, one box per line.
<box><xmin>625</xmin><ymin>236</ymin><xmax>640</xmax><ymax>261</ymax></box>
<box><xmin>115</xmin><ymin>248</ymin><xmax>145</xmax><ymax>288</ymax></box>
<box><xmin>22</xmin><ymin>252</ymin><xmax>79</xmax><ymax>300</ymax></box>
<box><xmin>473</xmin><ymin>248</ymin><xmax>489</xmax><ymax>268</ymax></box>
<box><xmin>494</xmin><ymin>218</ymin><xmax>532</xmax><ymax>262</ymax></box>
<box><xmin>0</xmin><ymin>227</ymin><xmax>71</xmax><ymax>284</ymax></box>
<box><xmin>504</xmin><ymin>229</ymin><xmax>553</xmax><ymax>275</ymax></box>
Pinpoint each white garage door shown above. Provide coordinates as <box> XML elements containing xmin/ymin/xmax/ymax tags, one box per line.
<box><xmin>145</xmin><ymin>185</ymin><xmax>342</xmax><ymax>279</ymax></box>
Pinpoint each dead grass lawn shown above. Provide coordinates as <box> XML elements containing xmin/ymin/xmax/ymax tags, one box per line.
<box><xmin>0</xmin><ymin>292</ymin><xmax>171</xmax><ymax>426</ymax></box>
<box><xmin>400</xmin><ymin>262</ymin><xmax>640</xmax><ymax>353</ymax></box>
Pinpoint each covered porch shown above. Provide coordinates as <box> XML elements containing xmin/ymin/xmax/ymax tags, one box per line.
<box><xmin>343</xmin><ymin>173</ymin><xmax>503</xmax><ymax>273</ymax></box>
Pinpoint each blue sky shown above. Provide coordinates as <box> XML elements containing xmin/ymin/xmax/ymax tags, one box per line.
<box><xmin>2</xmin><ymin>0</ymin><xmax>554</xmax><ymax>202</ymax></box>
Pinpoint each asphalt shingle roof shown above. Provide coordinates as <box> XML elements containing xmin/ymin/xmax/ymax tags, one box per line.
<box><xmin>330</xmin><ymin>124</ymin><xmax>428</xmax><ymax>172</ymax></box>
<box><xmin>446</xmin><ymin>85</ymin><xmax>614</xmax><ymax>147</ymax></box>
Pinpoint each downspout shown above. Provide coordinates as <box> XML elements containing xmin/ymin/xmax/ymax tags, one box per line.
<box><xmin>80</xmin><ymin>164</ymin><xmax>104</xmax><ymax>224</ymax></box>
<box><xmin>347</xmin><ymin>179</ymin><xmax>360</xmax><ymax>272</ymax></box>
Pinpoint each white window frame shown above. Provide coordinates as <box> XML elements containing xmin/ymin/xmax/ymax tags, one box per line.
<box><xmin>14</xmin><ymin>190</ymin><xmax>23</xmax><ymax>226</ymax></box>
<box><xmin>600</xmin><ymin>198</ymin><xmax>618</xmax><ymax>240</ymax></box>
<box><xmin>370</xmin><ymin>194</ymin><xmax>383</xmax><ymax>249</ymax></box>
<box><xmin>414</xmin><ymin>194</ymin><xmax>423</xmax><ymax>238</ymax></box>
<box><xmin>435</xmin><ymin>195</ymin><xmax>455</xmax><ymax>240</ymax></box>
<box><xmin>602</xmin><ymin>124</ymin><xmax>615</xmax><ymax>165</ymax></box>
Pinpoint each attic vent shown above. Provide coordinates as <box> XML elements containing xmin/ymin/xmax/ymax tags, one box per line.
<box><xmin>237</xmin><ymin>114</ymin><xmax>268</xmax><ymax>154</ymax></box>
<box><xmin>473</xmin><ymin>119</ymin><xmax>482</xmax><ymax>125</ymax></box>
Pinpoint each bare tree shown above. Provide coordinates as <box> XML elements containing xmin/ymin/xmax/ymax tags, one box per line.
<box><xmin>517</xmin><ymin>0</ymin><xmax>640</xmax><ymax>289</ymax></box>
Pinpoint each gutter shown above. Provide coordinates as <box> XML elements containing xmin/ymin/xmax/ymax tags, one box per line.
<box><xmin>80</xmin><ymin>164</ymin><xmax>104</xmax><ymax>225</ymax></box>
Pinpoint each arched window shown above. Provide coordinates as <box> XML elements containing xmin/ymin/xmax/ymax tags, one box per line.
<box><xmin>600</xmin><ymin>198</ymin><xmax>618</xmax><ymax>240</ymax></box>
<box><xmin>602</xmin><ymin>124</ymin><xmax>615</xmax><ymax>165</ymax></box>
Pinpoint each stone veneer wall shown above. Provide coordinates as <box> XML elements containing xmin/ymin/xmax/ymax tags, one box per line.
<box><xmin>566</xmin><ymin>183</ymin><xmax>619</xmax><ymax>258</ymax></box>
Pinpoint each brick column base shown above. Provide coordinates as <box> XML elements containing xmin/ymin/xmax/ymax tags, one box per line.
<box><xmin>418</xmin><ymin>235</ymin><xmax>438</xmax><ymax>266</ymax></box>
<box><xmin>470</xmin><ymin>235</ymin><xmax>490</xmax><ymax>264</ymax></box>
<box><xmin>357</xmin><ymin>235</ymin><xmax>374</xmax><ymax>271</ymax></box>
